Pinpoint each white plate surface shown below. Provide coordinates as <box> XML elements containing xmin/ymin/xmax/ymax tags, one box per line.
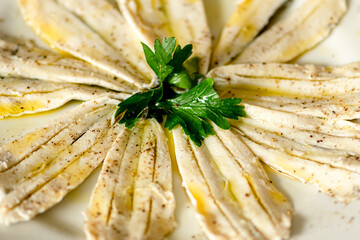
<box><xmin>0</xmin><ymin>0</ymin><xmax>360</xmax><ymax>239</ymax></box>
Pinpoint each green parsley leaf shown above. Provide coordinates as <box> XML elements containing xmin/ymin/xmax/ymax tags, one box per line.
<box><xmin>170</xmin><ymin>44</ymin><xmax>193</xmax><ymax>71</ymax></box>
<box><xmin>167</xmin><ymin>57</ymin><xmax>205</xmax><ymax>90</ymax></box>
<box><xmin>167</xmin><ymin>69</ymin><xmax>193</xmax><ymax>89</ymax></box>
<box><xmin>116</xmin><ymin>37</ymin><xmax>246</xmax><ymax>146</ymax></box>
<box><xmin>183</xmin><ymin>57</ymin><xmax>205</xmax><ymax>83</ymax></box>
<box><xmin>141</xmin><ymin>40</ymin><xmax>173</xmax><ymax>81</ymax></box>
<box><xmin>158</xmin><ymin>78</ymin><xmax>246</xmax><ymax>146</ymax></box>
<box><xmin>115</xmin><ymin>85</ymin><xmax>163</xmax><ymax>128</ymax></box>
<box><xmin>154</xmin><ymin>37</ymin><xmax>176</xmax><ymax>64</ymax></box>
<box><xmin>165</xmin><ymin>111</ymin><xmax>215</xmax><ymax>147</ymax></box>
<box><xmin>166</xmin><ymin>44</ymin><xmax>195</xmax><ymax>89</ymax></box>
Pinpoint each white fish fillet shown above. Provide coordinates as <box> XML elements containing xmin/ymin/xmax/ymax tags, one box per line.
<box><xmin>235</xmin><ymin>116</ymin><xmax>360</xmax><ymax>156</ymax></box>
<box><xmin>243</xmin><ymin>104</ymin><xmax>360</xmax><ymax>138</ymax></box>
<box><xmin>0</xmin><ymin>98</ymin><xmax>114</xmax><ymax>171</ymax></box>
<box><xmin>0</xmin><ymin>39</ymin><xmax>138</xmax><ymax>92</ymax></box>
<box><xmin>57</xmin><ymin>0</ymin><xmax>154</xmax><ymax>81</ymax></box>
<box><xmin>172</xmin><ymin>126</ymin><xmax>292</xmax><ymax>240</ymax></box>
<box><xmin>208</xmin><ymin>125</ymin><xmax>292</xmax><ymax>240</ymax></box>
<box><xmin>84</xmin><ymin>119</ymin><xmax>175</xmax><ymax>240</ymax></box>
<box><xmin>241</xmin><ymin>99</ymin><xmax>360</xmax><ymax>120</ymax></box>
<box><xmin>0</xmin><ymin>78</ymin><xmax>129</xmax><ymax>118</ymax></box>
<box><xmin>219</xmin><ymin>88</ymin><xmax>360</xmax><ymax>120</ymax></box>
<box><xmin>211</xmin><ymin>62</ymin><xmax>360</xmax><ymax>81</ymax></box>
<box><xmin>18</xmin><ymin>0</ymin><xmax>150</xmax><ymax>88</ymax></box>
<box><xmin>212</xmin><ymin>0</ymin><xmax>286</xmax><ymax>68</ymax></box>
<box><xmin>210</xmin><ymin>62</ymin><xmax>360</xmax><ymax>120</ymax></box>
<box><xmin>0</xmin><ymin>98</ymin><xmax>121</xmax><ymax>224</ymax></box>
<box><xmin>238</xmin><ymin>124</ymin><xmax>360</xmax><ymax>175</ymax></box>
<box><xmin>234</xmin><ymin>0</ymin><xmax>347</xmax><ymax>63</ymax></box>
<box><xmin>208</xmin><ymin>60</ymin><xmax>360</xmax><ymax>202</ymax></box>
<box><xmin>240</xmin><ymin>135</ymin><xmax>360</xmax><ymax>203</ymax></box>
<box><xmin>226</xmin><ymin>101</ymin><xmax>360</xmax><ymax>202</ymax></box>
<box><xmin>119</xmin><ymin>0</ymin><xmax>212</xmax><ymax>74</ymax></box>
<box><xmin>209</xmin><ymin>62</ymin><xmax>360</xmax><ymax>97</ymax></box>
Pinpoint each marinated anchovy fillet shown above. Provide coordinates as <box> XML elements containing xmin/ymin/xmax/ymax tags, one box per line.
<box><xmin>0</xmin><ymin>39</ymin><xmax>138</xmax><ymax>92</ymax></box>
<box><xmin>0</xmin><ymin>99</ymin><xmax>121</xmax><ymax>224</ymax></box>
<box><xmin>212</xmin><ymin>0</ymin><xmax>286</xmax><ymax>68</ymax></box>
<box><xmin>0</xmin><ymin>78</ymin><xmax>129</xmax><ymax>117</ymax></box>
<box><xmin>210</xmin><ymin>62</ymin><xmax>360</xmax><ymax>97</ymax></box>
<box><xmin>172</xmin><ymin>126</ymin><xmax>292</xmax><ymax>240</ymax></box>
<box><xmin>234</xmin><ymin>0</ymin><xmax>347</xmax><ymax>63</ymax></box>
<box><xmin>119</xmin><ymin>0</ymin><xmax>211</xmax><ymax>74</ymax></box>
<box><xmin>209</xmin><ymin>62</ymin><xmax>360</xmax><ymax>119</ymax></box>
<box><xmin>210</xmin><ymin>62</ymin><xmax>360</xmax><ymax>202</ymax></box>
<box><xmin>18</xmin><ymin>0</ymin><xmax>150</xmax><ymax>88</ymax></box>
<box><xmin>229</xmin><ymin>106</ymin><xmax>360</xmax><ymax>202</ymax></box>
<box><xmin>210</xmin><ymin>61</ymin><xmax>360</xmax><ymax>97</ymax></box>
<box><xmin>235</xmin><ymin>108</ymin><xmax>360</xmax><ymax>156</ymax></box>
<box><xmin>210</xmin><ymin>62</ymin><xmax>360</xmax><ymax>83</ymax></box>
<box><xmin>242</xmin><ymin>104</ymin><xmax>360</xmax><ymax>138</ymax></box>
<box><xmin>118</xmin><ymin>0</ymin><xmax>169</xmax><ymax>45</ymax></box>
<box><xmin>233</xmin><ymin>92</ymin><xmax>360</xmax><ymax>120</ymax></box>
<box><xmin>57</xmin><ymin>0</ymin><xmax>154</xmax><ymax>81</ymax></box>
<box><xmin>239</xmin><ymin>134</ymin><xmax>360</xmax><ymax>203</ymax></box>
<box><xmin>84</xmin><ymin>119</ymin><xmax>175</xmax><ymax>240</ymax></box>
<box><xmin>238</xmin><ymin>124</ymin><xmax>360</xmax><ymax>175</ymax></box>
<box><xmin>1</xmin><ymin>0</ymin><xmax>356</xmax><ymax>239</ymax></box>
<box><xmin>0</xmin><ymin>98</ymin><xmax>112</xmax><ymax>171</ymax></box>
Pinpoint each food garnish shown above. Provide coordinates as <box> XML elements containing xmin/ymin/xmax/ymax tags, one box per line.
<box><xmin>115</xmin><ymin>37</ymin><xmax>246</xmax><ymax>146</ymax></box>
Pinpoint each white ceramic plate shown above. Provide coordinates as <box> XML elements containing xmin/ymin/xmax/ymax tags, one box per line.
<box><xmin>0</xmin><ymin>0</ymin><xmax>360</xmax><ymax>239</ymax></box>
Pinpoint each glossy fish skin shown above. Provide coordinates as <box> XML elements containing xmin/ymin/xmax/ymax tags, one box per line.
<box><xmin>119</xmin><ymin>0</ymin><xmax>212</xmax><ymax>74</ymax></box>
<box><xmin>211</xmin><ymin>0</ymin><xmax>286</xmax><ymax>68</ymax></box>
<box><xmin>234</xmin><ymin>0</ymin><xmax>347</xmax><ymax>63</ymax></box>
<box><xmin>172</xmin><ymin>126</ymin><xmax>292</xmax><ymax>240</ymax></box>
<box><xmin>18</xmin><ymin>0</ymin><xmax>150</xmax><ymax>88</ymax></box>
<box><xmin>0</xmin><ymin>78</ymin><xmax>129</xmax><ymax>118</ymax></box>
<box><xmin>0</xmin><ymin>39</ymin><xmax>138</xmax><ymax>92</ymax></box>
<box><xmin>0</xmin><ymin>99</ymin><xmax>121</xmax><ymax>225</ymax></box>
<box><xmin>84</xmin><ymin>119</ymin><xmax>175</xmax><ymax>240</ymax></box>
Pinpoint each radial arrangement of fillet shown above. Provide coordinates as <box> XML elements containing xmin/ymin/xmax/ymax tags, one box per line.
<box><xmin>0</xmin><ymin>0</ymin><xmax>359</xmax><ymax>240</ymax></box>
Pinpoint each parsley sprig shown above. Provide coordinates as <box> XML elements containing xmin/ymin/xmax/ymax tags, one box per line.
<box><xmin>115</xmin><ymin>37</ymin><xmax>246</xmax><ymax>146</ymax></box>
